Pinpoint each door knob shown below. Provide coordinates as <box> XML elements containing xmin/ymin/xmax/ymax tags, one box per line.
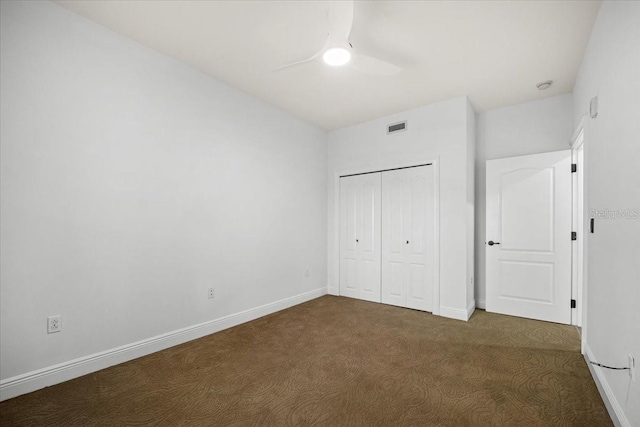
<box><xmin>488</xmin><ymin>241</ymin><xmax>500</xmax><ymax>246</ymax></box>
<box><xmin>356</xmin><ymin>239</ymin><xmax>359</xmax><ymax>243</ymax></box>
<box><xmin>406</xmin><ymin>240</ymin><xmax>409</xmax><ymax>244</ymax></box>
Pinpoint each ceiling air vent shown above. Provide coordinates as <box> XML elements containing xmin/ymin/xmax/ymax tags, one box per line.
<box><xmin>388</xmin><ymin>121</ymin><xmax>407</xmax><ymax>134</ymax></box>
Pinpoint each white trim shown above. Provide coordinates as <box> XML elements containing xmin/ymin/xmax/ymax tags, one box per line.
<box><xmin>331</xmin><ymin>158</ymin><xmax>441</xmax><ymax>315</ymax></box>
<box><xmin>570</xmin><ymin>116</ymin><xmax>587</xmax><ymax>149</ymax></box>
<box><xmin>476</xmin><ymin>299</ymin><xmax>486</xmax><ymax>310</ymax></box>
<box><xmin>570</xmin><ymin>124</ymin><xmax>585</xmax><ymax>327</ymax></box>
<box><xmin>433</xmin><ymin>161</ymin><xmax>441</xmax><ymax>315</ymax></box>
<box><xmin>571</xmin><ymin>128</ymin><xmax>587</xmax><ymax>326</ymax></box>
<box><xmin>440</xmin><ymin>300</ymin><xmax>475</xmax><ymax>322</ymax></box>
<box><xmin>584</xmin><ymin>343</ymin><xmax>629</xmax><ymax>427</ymax></box>
<box><xmin>467</xmin><ymin>300</ymin><xmax>476</xmax><ymax>319</ymax></box>
<box><xmin>0</xmin><ymin>287</ymin><xmax>327</xmax><ymax>402</ymax></box>
<box><xmin>570</xmin><ymin>116</ymin><xmax>589</xmax><ymax>351</ymax></box>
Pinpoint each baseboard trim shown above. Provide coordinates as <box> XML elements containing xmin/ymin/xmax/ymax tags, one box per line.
<box><xmin>584</xmin><ymin>343</ymin><xmax>630</xmax><ymax>427</ymax></box>
<box><xmin>476</xmin><ymin>299</ymin><xmax>486</xmax><ymax>310</ymax></box>
<box><xmin>466</xmin><ymin>300</ymin><xmax>476</xmax><ymax>320</ymax></box>
<box><xmin>0</xmin><ymin>287</ymin><xmax>327</xmax><ymax>402</ymax></box>
<box><xmin>439</xmin><ymin>301</ymin><xmax>474</xmax><ymax>322</ymax></box>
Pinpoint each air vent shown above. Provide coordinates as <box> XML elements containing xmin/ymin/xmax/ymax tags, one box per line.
<box><xmin>387</xmin><ymin>121</ymin><xmax>407</xmax><ymax>134</ymax></box>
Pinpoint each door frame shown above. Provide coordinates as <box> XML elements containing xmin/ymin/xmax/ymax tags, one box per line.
<box><xmin>331</xmin><ymin>158</ymin><xmax>441</xmax><ymax>315</ymax></box>
<box><xmin>570</xmin><ymin>117</ymin><xmax>589</xmax><ymax>335</ymax></box>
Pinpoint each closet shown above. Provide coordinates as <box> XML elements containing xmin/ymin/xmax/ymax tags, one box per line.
<box><xmin>339</xmin><ymin>165</ymin><xmax>436</xmax><ymax>312</ymax></box>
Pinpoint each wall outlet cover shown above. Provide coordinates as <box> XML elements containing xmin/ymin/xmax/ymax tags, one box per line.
<box><xmin>47</xmin><ymin>315</ymin><xmax>62</xmax><ymax>334</ymax></box>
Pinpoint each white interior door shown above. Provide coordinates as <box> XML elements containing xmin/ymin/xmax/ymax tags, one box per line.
<box><xmin>486</xmin><ymin>150</ymin><xmax>572</xmax><ymax>324</ymax></box>
<box><xmin>381</xmin><ymin>166</ymin><xmax>434</xmax><ymax>312</ymax></box>
<box><xmin>339</xmin><ymin>173</ymin><xmax>381</xmax><ymax>302</ymax></box>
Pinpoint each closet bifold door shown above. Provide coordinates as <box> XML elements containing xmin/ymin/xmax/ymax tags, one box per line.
<box><xmin>381</xmin><ymin>166</ymin><xmax>435</xmax><ymax>312</ymax></box>
<box><xmin>339</xmin><ymin>173</ymin><xmax>382</xmax><ymax>303</ymax></box>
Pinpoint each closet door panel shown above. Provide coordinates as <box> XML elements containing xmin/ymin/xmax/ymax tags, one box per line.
<box><xmin>388</xmin><ymin>177</ymin><xmax>404</xmax><ymax>254</ymax></box>
<box><xmin>410</xmin><ymin>176</ymin><xmax>426</xmax><ymax>255</ymax></box>
<box><xmin>362</xmin><ymin>182</ymin><xmax>376</xmax><ymax>253</ymax></box>
<box><xmin>339</xmin><ymin>173</ymin><xmax>381</xmax><ymax>303</ymax></box>
<box><xmin>361</xmin><ymin>260</ymin><xmax>376</xmax><ymax>294</ymax></box>
<box><xmin>343</xmin><ymin>259</ymin><xmax>358</xmax><ymax>295</ymax></box>
<box><xmin>382</xmin><ymin>171</ymin><xmax>406</xmax><ymax>307</ymax></box>
<box><xmin>389</xmin><ymin>262</ymin><xmax>404</xmax><ymax>297</ymax></box>
<box><xmin>410</xmin><ymin>264</ymin><xmax>425</xmax><ymax>299</ymax></box>
<box><xmin>358</xmin><ymin>176</ymin><xmax>381</xmax><ymax>302</ymax></box>
<box><xmin>340</xmin><ymin>179</ymin><xmax>359</xmax><ymax>299</ymax></box>
<box><xmin>345</xmin><ymin>185</ymin><xmax>358</xmax><ymax>253</ymax></box>
<box><xmin>405</xmin><ymin>167</ymin><xmax>434</xmax><ymax>312</ymax></box>
<box><xmin>382</xmin><ymin>166</ymin><xmax>435</xmax><ymax>312</ymax></box>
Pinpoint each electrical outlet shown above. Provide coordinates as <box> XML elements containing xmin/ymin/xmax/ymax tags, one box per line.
<box><xmin>47</xmin><ymin>315</ymin><xmax>61</xmax><ymax>334</ymax></box>
<box><xmin>208</xmin><ymin>287</ymin><xmax>215</xmax><ymax>299</ymax></box>
<box><xmin>630</xmin><ymin>354</ymin><xmax>636</xmax><ymax>381</ymax></box>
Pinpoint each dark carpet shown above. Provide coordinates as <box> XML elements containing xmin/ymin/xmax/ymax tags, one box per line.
<box><xmin>0</xmin><ymin>295</ymin><xmax>611</xmax><ymax>426</ymax></box>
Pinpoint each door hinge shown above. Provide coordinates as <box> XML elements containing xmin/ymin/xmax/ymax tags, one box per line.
<box><xmin>571</xmin><ymin>164</ymin><xmax>577</xmax><ymax>173</ymax></box>
<box><xmin>571</xmin><ymin>299</ymin><xmax>577</xmax><ymax>308</ymax></box>
<box><xmin>571</xmin><ymin>231</ymin><xmax>577</xmax><ymax>241</ymax></box>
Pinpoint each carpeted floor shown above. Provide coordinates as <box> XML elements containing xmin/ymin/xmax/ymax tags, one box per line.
<box><xmin>0</xmin><ymin>296</ymin><xmax>611</xmax><ymax>426</ymax></box>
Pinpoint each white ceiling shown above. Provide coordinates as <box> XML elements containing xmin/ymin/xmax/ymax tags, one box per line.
<box><xmin>55</xmin><ymin>1</ymin><xmax>601</xmax><ymax>130</ymax></box>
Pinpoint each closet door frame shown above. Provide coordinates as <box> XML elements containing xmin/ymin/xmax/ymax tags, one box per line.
<box><xmin>331</xmin><ymin>158</ymin><xmax>440</xmax><ymax>316</ymax></box>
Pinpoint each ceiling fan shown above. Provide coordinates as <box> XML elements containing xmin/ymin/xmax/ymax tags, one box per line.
<box><xmin>274</xmin><ymin>1</ymin><xmax>401</xmax><ymax>76</ymax></box>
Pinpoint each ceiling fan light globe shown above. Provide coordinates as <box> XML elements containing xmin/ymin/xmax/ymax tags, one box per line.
<box><xmin>323</xmin><ymin>47</ymin><xmax>351</xmax><ymax>67</ymax></box>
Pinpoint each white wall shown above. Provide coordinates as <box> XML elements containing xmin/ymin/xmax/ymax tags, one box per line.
<box><xmin>466</xmin><ymin>102</ymin><xmax>475</xmax><ymax>310</ymax></box>
<box><xmin>0</xmin><ymin>0</ymin><xmax>327</xmax><ymax>393</ymax></box>
<box><xmin>572</xmin><ymin>2</ymin><xmax>640</xmax><ymax>425</ymax></box>
<box><xmin>327</xmin><ymin>97</ymin><xmax>475</xmax><ymax>320</ymax></box>
<box><xmin>474</xmin><ymin>94</ymin><xmax>574</xmax><ymax>308</ymax></box>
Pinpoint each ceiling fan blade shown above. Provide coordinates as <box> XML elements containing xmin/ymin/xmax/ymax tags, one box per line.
<box><xmin>327</xmin><ymin>0</ymin><xmax>354</xmax><ymax>44</ymax></box>
<box><xmin>272</xmin><ymin>56</ymin><xmax>318</xmax><ymax>73</ymax></box>
<box><xmin>351</xmin><ymin>53</ymin><xmax>402</xmax><ymax>76</ymax></box>
<box><xmin>272</xmin><ymin>34</ymin><xmax>331</xmax><ymax>73</ymax></box>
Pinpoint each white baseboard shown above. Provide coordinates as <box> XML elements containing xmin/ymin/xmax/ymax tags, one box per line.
<box><xmin>467</xmin><ymin>300</ymin><xmax>476</xmax><ymax>320</ymax></box>
<box><xmin>584</xmin><ymin>343</ymin><xmax>630</xmax><ymax>427</ymax></box>
<box><xmin>440</xmin><ymin>301</ymin><xmax>475</xmax><ymax>322</ymax></box>
<box><xmin>476</xmin><ymin>299</ymin><xmax>486</xmax><ymax>309</ymax></box>
<box><xmin>0</xmin><ymin>287</ymin><xmax>327</xmax><ymax>402</ymax></box>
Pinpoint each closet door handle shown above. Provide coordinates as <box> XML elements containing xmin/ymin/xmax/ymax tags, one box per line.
<box><xmin>488</xmin><ymin>241</ymin><xmax>500</xmax><ymax>246</ymax></box>
<box><xmin>356</xmin><ymin>239</ymin><xmax>359</xmax><ymax>243</ymax></box>
<box><xmin>406</xmin><ymin>240</ymin><xmax>409</xmax><ymax>244</ymax></box>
